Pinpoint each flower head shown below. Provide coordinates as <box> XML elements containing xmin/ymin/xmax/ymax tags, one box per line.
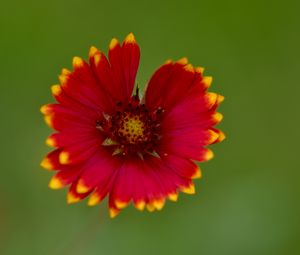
<box><xmin>40</xmin><ymin>33</ymin><xmax>225</xmax><ymax>218</ymax></box>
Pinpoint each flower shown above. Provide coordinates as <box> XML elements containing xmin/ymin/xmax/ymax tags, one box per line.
<box><xmin>40</xmin><ymin>33</ymin><xmax>225</xmax><ymax>218</ymax></box>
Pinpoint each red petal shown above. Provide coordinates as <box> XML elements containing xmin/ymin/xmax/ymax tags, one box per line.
<box><xmin>161</xmin><ymin>154</ymin><xmax>201</xmax><ymax>179</ymax></box>
<box><xmin>159</xmin><ymin>139</ymin><xmax>214</xmax><ymax>162</ymax></box>
<box><xmin>110</xmin><ymin>160</ymin><xmax>134</xmax><ymax>208</ymax></box>
<box><xmin>58</xmin><ymin>140</ymin><xmax>103</xmax><ymax>165</ymax></box>
<box><xmin>145</xmin><ymin>61</ymin><xmax>196</xmax><ymax>111</ymax></box>
<box><xmin>40</xmin><ymin>149</ymin><xmax>62</xmax><ymax>170</ymax></box>
<box><xmin>42</xmin><ymin>110</ymin><xmax>96</xmax><ymax>132</ymax></box>
<box><xmin>46</xmin><ymin>130</ymin><xmax>101</xmax><ymax>148</ymax></box>
<box><xmin>76</xmin><ymin>152</ymin><xmax>122</xmax><ymax>194</ymax></box>
<box><xmin>163</xmin><ymin>128</ymin><xmax>219</xmax><ymax>148</ymax></box>
<box><xmin>49</xmin><ymin>166</ymin><xmax>82</xmax><ymax>189</ymax></box>
<box><xmin>108</xmin><ymin>38</ymin><xmax>128</xmax><ymax>102</ymax></box>
<box><xmin>41</xmin><ymin>103</ymin><xmax>97</xmax><ymax>124</ymax></box>
<box><xmin>121</xmin><ymin>33</ymin><xmax>140</xmax><ymax>99</ymax></box>
<box><xmin>144</xmin><ymin>61</ymin><xmax>174</xmax><ymax>111</ymax></box>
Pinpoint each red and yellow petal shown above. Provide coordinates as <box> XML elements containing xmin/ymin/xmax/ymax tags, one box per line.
<box><xmin>40</xmin><ymin>149</ymin><xmax>62</xmax><ymax>171</ymax></box>
<box><xmin>145</xmin><ymin>60</ymin><xmax>197</xmax><ymax>111</ymax></box>
<box><xmin>121</xmin><ymin>33</ymin><xmax>140</xmax><ymax>98</ymax></box>
<box><xmin>48</xmin><ymin>166</ymin><xmax>82</xmax><ymax>190</ymax></box>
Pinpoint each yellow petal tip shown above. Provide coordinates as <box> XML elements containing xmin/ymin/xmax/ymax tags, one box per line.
<box><xmin>217</xmin><ymin>95</ymin><xmax>225</xmax><ymax>104</ymax></box>
<box><xmin>40</xmin><ymin>158</ymin><xmax>53</xmax><ymax>170</ymax></box>
<box><xmin>72</xmin><ymin>56</ymin><xmax>84</xmax><ymax>68</ymax></box>
<box><xmin>40</xmin><ymin>105</ymin><xmax>48</xmax><ymax>114</ymax></box>
<box><xmin>59</xmin><ymin>69</ymin><xmax>71</xmax><ymax>85</ymax></box>
<box><xmin>87</xmin><ymin>193</ymin><xmax>102</xmax><ymax>206</ymax></box>
<box><xmin>48</xmin><ymin>176</ymin><xmax>64</xmax><ymax>189</ymax></box>
<box><xmin>195</xmin><ymin>66</ymin><xmax>205</xmax><ymax>74</ymax></box>
<box><xmin>146</xmin><ymin>203</ymin><xmax>155</xmax><ymax>212</ymax></box>
<box><xmin>168</xmin><ymin>192</ymin><xmax>178</xmax><ymax>202</ymax></box>
<box><xmin>184</xmin><ymin>64</ymin><xmax>194</xmax><ymax>72</ymax></box>
<box><xmin>134</xmin><ymin>200</ymin><xmax>146</xmax><ymax>211</ymax></box>
<box><xmin>181</xmin><ymin>183</ymin><xmax>196</xmax><ymax>195</ymax></box>
<box><xmin>89</xmin><ymin>46</ymin><xmax>98</xmax><ymax>57</ymax></box>
<box><xmin>153</xmin><ymin>199</ymin><xmax>165</xmax><ymax>210</ymax></box>
<box><xmin>192</xmin><ymin>167</ymin><xmax>202</xmax><ymax>179</ymax></box>
<box><xmin>213</xmin><ymin>112</ymin><xmax>223</xmax><ymax>123</ymax></box>
<box><xmin>59</xmin><ymin>151</ymin><xmax>70</xmax><ymax>164</ymax></box>
<box><xmin>125</xmin><ymin>33</ymin><xmax>135</xmax><ymax>43</ymax></box>
<box><xmin>207</xmin><ymin>92</ymin><xmax>218</xmax><ymax>104</ymax></box>
<box><xmin>109</xmin><ymin>38</ymin><xmax>119</xmax><ymax>49</ymax></box>
<box><xmin>58</xmin><ymin>75</ymin><xmax>67</xmax><ymax>85</ymax></box>
<box><xmin>205</xmin><ymin>149</ymin><xmax>214</xmax><ymax>161</ymax></box>
<box><xmin>44</xmin><ymin>115</ymin><xmax>53</xmax><ymax>127</ymax></box>
<box><xmin>115</xmin><ymin>199</ymin><xmax>129</xmax><ymax>209</ymax></box>
<box><xmin>177</xmin><ymin>57</ymin><xmax>188</xmax><ymax>65</ymax></box>
<box><xmin>94</xmin><ymin>54</ymin><xmax>102</xmax><ymax>66</ymax></box>
<box><xmin>203</xmin><ymin>76</ymin><xmax>213</xmax><ymax>88</ymax></box>
<box><xmin>67</xmin><ymin>192</ymin><xmax>80</xmax><ymax>204</ymax></box>
<box><xmin>61</xmin><ymin>68</ymin><xmax>71</xmax><ymax>75</ymax></box>
<box><xmin>218</xmin><ymin>131</ymin><xmax>226</xmax><ymax>142</ymax></box>
<box><xmin>109</xmin><ymin>208</ymin><xmax>120</xmax><ymax>218</ymax></box>
<box><xmin>51</xmin><ymin>85</ymin><xmax>62</xmax><ymax>96</ymax></box>
<box><xmin>76</xmin><ymin>180</ymin><xmax>90</xmax><ymax>194</ymax></box>
<box><xmin>46</xmin><ymin>137</ymin><xmax>56</xmax><ymax>147</ymax></box>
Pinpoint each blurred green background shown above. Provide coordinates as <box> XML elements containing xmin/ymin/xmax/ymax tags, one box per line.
<box><xmin>1</xmin><ymin>0</ymin><xmax>299</xmax><ymax>254</ymax></box>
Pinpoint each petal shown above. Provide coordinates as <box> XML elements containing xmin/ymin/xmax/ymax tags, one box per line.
<box><xmin>108</xmin><ymin>38</ymin><xmax>128</xmax><ymax>102</ymax></box>
<box><xmin>41</xmin><ymin>110</ymin><xmax>96</xmax><ymax>132</ymax></box>
<box><xmin>58</xmin><ymin>140</ymin><xmax>103</xmax><ymax>165</ymax></box>
<box><xmin>159</xmin><ymin>139</ymin><xmax>214</xmax><ymax>162</ymax></box>
<box><xmin>121</xmin><ymin>33</ymin><xmax>140</xmax><ymax>99</ymax></box>
<box><xmin>40</xmin><ymin>149</ymin><xmax>62</xmax><ymax>170</ymax></box>
<box><xmin>144</xmin><ymin>61</ymin><xmax>174</xmax><ymax>110</ymax></box>
<box><xmin>145</xmin><ymin>60</ymin><xmax>196</xmax><ymax>111</ymax></box>
<box><xmin>46</xmin><ymin>130</ymin><xmax>102</xmax><ymax>148</ymax></box>
<box><xmin>41</xmin><ymin>103</ymin><xmax>96</xmax><ymax>124</ymax></box>
<box><xmin>147</xmin><ymin>156</ymin><xmax>189</xmax><ymax>193</ymax></box>
<box><xmin>76</xmin><ymin>152</ymin><xmax>122</xmax><ymax>194</ymax></box>
<box><xmin>48</xmin><ymin>166</ymin><xmax>82</xmax><ymax>189</ymax></box>
<box><xmin>110</xmin><ymin>160</ymin><xmax>135</xmax><ymax>209</ymax></box>
<box><xmin>164</xmin><ymin>128</ymin><xmax>220</xmax><ymax>148</ymax></box>
<box><xmin>108</xmin><ymin>196</ymin><xmax>121</xmax><ymax>218</ymax></box>
<box><xmin>161</xmin><ymin>154</ymin><xmax>202</xmax><ymax>180</ymax></box>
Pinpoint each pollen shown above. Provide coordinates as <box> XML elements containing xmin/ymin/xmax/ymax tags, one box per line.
<box><xmin>119</xmin><ymin>115</ymin><xmax>145</xmax><ymax>144</ymax></box>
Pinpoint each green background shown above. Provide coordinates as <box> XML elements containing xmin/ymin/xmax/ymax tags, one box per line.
<box><xmin>1</xmin><ymin>0</ymin><xmax>299</xmax><ymax>254</ymax></box>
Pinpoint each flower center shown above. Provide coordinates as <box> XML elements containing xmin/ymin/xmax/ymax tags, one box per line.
<box><xmin>96</xmin><ymin>95</ymin><xmax>164</xmax><ymax>158</ymax></box>
<box><xmin>119</xmin><ymin>114</ymin><xmax>145</xmax><ymax>144</ymax></box>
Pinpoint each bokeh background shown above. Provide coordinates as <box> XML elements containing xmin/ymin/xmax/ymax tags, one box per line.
<box><xmin>1</xmin><ymin>0</ymin><xmax>299</xmax><ymax>254</ymax></box>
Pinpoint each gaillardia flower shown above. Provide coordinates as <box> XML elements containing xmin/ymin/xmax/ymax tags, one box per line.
<box><xmin>40</xmin><ymin>33</ymin><xmax>225</xmax><ymax>218</ymax></box>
